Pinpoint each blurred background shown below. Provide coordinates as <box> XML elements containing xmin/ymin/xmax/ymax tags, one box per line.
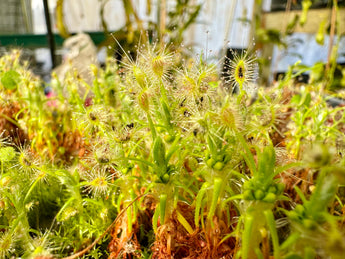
<box><xmin>0</xmin><ymin>0</ymin><xmax>344</xmax><ymax>87</ymax></box>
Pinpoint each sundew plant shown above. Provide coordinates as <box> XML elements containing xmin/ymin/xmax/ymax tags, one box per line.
<box><xmin>0</xmin><ymin>36</ymin><xmax>345</xmax><ymax>259</ymax></box>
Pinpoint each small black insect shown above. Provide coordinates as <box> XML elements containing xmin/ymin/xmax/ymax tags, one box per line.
<box><xmin>89</xmin><ymin>112</ymin><xmax>97</xmax><ymax>121</ymax></box>
<box><xmin>180</xmin><ymin>98</ymin><xmax>186</xmax><ymax>107</ymax></box>
<box><xmin>98</xmin><ymin>157</ymin><xmax>110</xmax><ymax>164</ymax></box>
<box><xmin>193</xmin><ymin>128</ymin><xmax>198</xmax><ymax>136</ymax></box>
<box><xmin>184</xmin><ymin>110</ymin><xmax>191</xmax><ymax>117</ymax></box>
<box><xmin>237</xmin><ymin>66</ymin><xmax>244</xmax><ymax>79</ymax></box>
<box><xmin>22</xmin><ymin>157</ymin><xmax>31</xmax><ymax>166</ymax></box>
<box><xmin>126</xmin><ymin>123</ymin><xmax>134</xmax><ymax>129</ymax></box>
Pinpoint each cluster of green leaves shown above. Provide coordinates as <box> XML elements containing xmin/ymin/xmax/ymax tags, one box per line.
<box><xmin>1</xmin><ymin>45</ymin><xmax>345</xmax><ymax>259</ymax></box>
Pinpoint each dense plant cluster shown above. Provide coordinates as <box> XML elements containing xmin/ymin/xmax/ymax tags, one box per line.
<box><xmin>1</xmin><ymin>46</ymin><xmax>345</xmax><ymax>259</ymax></box>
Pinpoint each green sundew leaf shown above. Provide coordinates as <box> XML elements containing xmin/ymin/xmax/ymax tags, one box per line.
<box><xmin>166</xmin><ymin>135</ymin><xmax>181</xmax><ymax>163</ymax></box>
<box><xmin>206</xmin><ymin>134</ymin><xmax>218</xmax><ymax>157</ymax></box>
<box><xmin>161</xmin><ymin>99</ymin><xmax>172</xmax><ymax>127</ymax></box>
<box><xmin>195</xmin><ymin>182</ymin><xmax>210</xmax><ymax>228</ymax></box>
<box><xmin>207</xmin><ymin>177</ymin><xmax>222</xmax><ymax>223</ymax></box>
<box><xmin>55</xmin><ymin>197</ymin><xmax>77</xmax><ymax>222</ymax></box>
<box><xmin>280</xmin><ymin>232</ymin><xmax>301</xmax><ymax>251</ymax></box>
<box><xmin>159</xmin><ymin>194</ymin><xmax>167</xmax><ymax>225</ymax></box>
<box><xmin>254</xmin><ymin>248</ymin><xmax>264</xmax><ymax>259</ymax></box>
<box><xmin>176</xmin><ymin>210</ymin><xmax>194</xmax><ymax>234</ymax></box>
<box><xmin>58</xmin><ymin>206</ymin><xmax>79</xmax><ymax>221</ymax></box>
<box><xmin>117</xmin><ymin>193</ymin><xmax>124</xmax><ymax>213</ymax></box>
<box><xmin>127</xmin><ymin>205</ymin><xmax>133</xmax><ymax>234</ymax></box>
<box><xmin>257</xmin><ymin>145</ymin><xmax>276</xmax><ymax>183</ymax></box>
<box><xmin>291</xmin><ymin>92</ymin><xmax>311</xmax><ymax>108</ymax></box>
<box><xmin>275</xmin><ymin>162</ymin><xmax>303</xmax><ymax>176</ymax></box>
<box><xmin>224</xmin><ymin>194</ymin><xmax>244</xmax><ymax>204</ymax></box>
<box><xmin>129</xmin><ymin>189</ymin><xmax>137</xmax><ymax>220</ymax></box>
<box><xmin>237</xmin><ymin>133</ymin><xmax>256</xmax><ymax>175</ymax></box>
<box><xmin>219</xmin><ymin>232</ymin><xmax>237</xmax><ymax>246</ymax></box>
<box><xmin>264</xmin><ymin>210</ymin><xmax>280</xmax><ymax>259</ymax></box>
<box><xmin>294</xmin><ymin>186</ymin><xmax>308</xmax><ymax>205</ymax></box>
<box><xmin>307</xmin><ymin>172</ymin><xmax>338</xmax><ymax>220</ymax></box>
<box><xmin>153</xmin><ymin>136</ymin><xmax>167</xmax><ymax>173</ymax></box>
<box><xmin>302</xmin><ymin>92</ymin><xmax>312</xmax><ymax>107</ymax></box>
<box><xmin>152</xmin><ymin>203</ymin><xmax>160</xmax><ymax>233</ymax></box>
<box><xmin>0</xmin><ymin>146</ymin><xmax>16</xmax><ymax>162</ymax></box>
<box><xmin>1</xmin><ymin>70</ymin><xmax>21</xmax><ymax>90</ymax></box>
<box><xmin>242</xmin><ymin>214</ymin><xmax>254</xmax><ymax>259</ymax></box>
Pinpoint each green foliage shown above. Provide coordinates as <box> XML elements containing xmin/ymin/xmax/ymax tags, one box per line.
<box><xmin>1</xmin><ymin>70</ymin><xmax>21</xmax><ymax>90</ymax></box>
<box><xmin>1</xmin><ymin>41</ymin><xmax>345</xmax><ymax>258</ymax></box>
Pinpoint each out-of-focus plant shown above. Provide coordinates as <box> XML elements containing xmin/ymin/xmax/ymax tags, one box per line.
<box><xmin>56</xmin><ymin>0</ymin><xmax>202</xmax><ymax>60</ymax></box>
<box><xmin>282</xmin><ymin>144</ymin><xmax>345</xmax><ymax>259</ymax></box>
<box><xmin>226</xmin><ymin>136</ymin><xmax>295</xmax><ymax>259</ymax></box>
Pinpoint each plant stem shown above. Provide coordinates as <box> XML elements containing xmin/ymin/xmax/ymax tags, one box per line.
<box><xmin>324</xmin><ymin>1</ymin><xmax>337</xmax><ymax>91</ymax></box>
<box><xmin>147</xmin><ymin>112</ymin><xmax>157</xmax><ymax>140</ymax></box>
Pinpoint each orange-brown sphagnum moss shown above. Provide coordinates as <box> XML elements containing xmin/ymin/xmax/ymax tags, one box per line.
<box><xmin>0</xmin><ymin>102</ymin><xmax>28</xmax><ymax>145</ymax></box>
